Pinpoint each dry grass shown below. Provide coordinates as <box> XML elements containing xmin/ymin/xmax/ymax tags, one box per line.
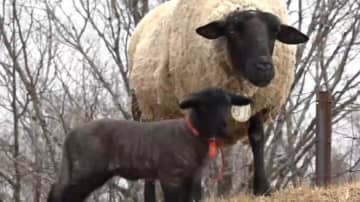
<box><xmin>206</xmin><ymin>182</ymin><xmax>360</xmax><ymax>202</ymax></box>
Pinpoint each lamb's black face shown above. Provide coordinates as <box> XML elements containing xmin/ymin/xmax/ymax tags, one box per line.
<box><xmin>179</xmin><ymin>88</ymin><xmax>252</xmax><ymax>139</ymax></box>
<box><xmin>196</xmin><ymin>10</ymin><xmax>309</xmax><ymax>87</ymax></box>
<box><xmin>194</xmin><ymin>101</ymin><xmax>231</xmax><ymax>138</ymax></box>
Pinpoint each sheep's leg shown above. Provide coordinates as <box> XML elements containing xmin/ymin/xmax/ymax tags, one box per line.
<box><xmin>144</xmin><ymin>180</ymin><xmax>156</xmax><ymax>202</ymax></box>
<box><xmin>248</xmin><ymin>112</ymin><xmax>272</xmax><ymax>195</ymax></box>
<box><xmin>47</xmin><ymin>184</ymin><xmax>60</xmax><ymax>202</ymax></box>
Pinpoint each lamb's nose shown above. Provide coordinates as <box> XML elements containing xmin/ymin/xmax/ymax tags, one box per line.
<box><xmin>218</xmin><ymin>122</ymin><xmax>228</xmax><ymax>135</ymax></box>
<box><xmin>221</xmin><ymin>121</ymin><xmax>227</xmax><ymax>129</ymax></box>
<box><xmin>255</xmin><ymin>62</ymin><xmax>273</xmax><ymax>72</ymax></box>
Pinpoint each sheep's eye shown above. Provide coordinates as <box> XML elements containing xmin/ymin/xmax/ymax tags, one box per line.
<box><xmin>234</xmin><ymin>22</ymin><xmax>244</xmax><ymax>32</ymax></box>
<box><xmin>226</xmin><ymin>29</ymin><xmax>236</xmax><ymax>35</ymax></box>
<box><xmin>226</xmin><ymin>24</ymin><xmax>244</xmax><ymax>36</ymax></box>
<box><xmin>271</xmin><ymin>25</ymin><xmax>281</xmax><ymax>34</ymax></box>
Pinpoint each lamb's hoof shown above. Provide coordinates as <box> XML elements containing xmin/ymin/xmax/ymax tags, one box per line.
<box><xmin>254</xmin><ymin>185</ymin><xmax>274</xmax><ymax>196</ymax></box>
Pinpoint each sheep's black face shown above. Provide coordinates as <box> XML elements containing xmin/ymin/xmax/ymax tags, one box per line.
<box><xmin>179</xmin><ymin>88</ymin><xmax>252</xmax><ymax>139</ymax></box>
<box><xmin>196</xmin><ymin>10</ymin><xmax>309</xmax><ymax>87</ymax></box>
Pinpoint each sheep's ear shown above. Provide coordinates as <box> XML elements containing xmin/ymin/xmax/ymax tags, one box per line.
<box><xmin>277</xmin><ymin>25</ymin><xmax>309</xmax><ymax>44</ymax></box>
<box><xmin>179</xmin><ymin>97</ymin><xmax>202</xmax><ymax>109</ymax></box>
<box><xmin>228</xmin><ymin>93</ymin><xmax>252</xmax><ymax>106</ymax></box>
<box><xmin>196</xmin><ymin>20</ymin><xmax>226</xmax><ymax>39</ymax></box>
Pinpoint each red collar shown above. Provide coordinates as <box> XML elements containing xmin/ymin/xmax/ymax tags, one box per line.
<box><xmin>185</xmin><ymin>115</ymin><xmax>224</xmax><ymax>186</ymax></box>
<box><xmin>186</xmin><ymin>115</ymin><xmax>200</xmax><ymax>137</ymax></box>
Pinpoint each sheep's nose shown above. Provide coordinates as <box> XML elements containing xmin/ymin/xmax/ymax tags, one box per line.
<box><xmin>255</xmin><ymin>62</ymin><xmax>273</xmax><ymax>72</ymax></box>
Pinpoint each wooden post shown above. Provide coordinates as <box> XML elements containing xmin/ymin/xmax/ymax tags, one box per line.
<box><xmin>316</xmin><ymin>91</ymin><xmax>332</xmax><ymax>187</ymax></box>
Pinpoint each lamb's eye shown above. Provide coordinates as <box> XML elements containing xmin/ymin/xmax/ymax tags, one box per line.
<box><xmin>199</xmin><ymin>106</ymin><xmax>208</xmax><ymax>112</ymax></box>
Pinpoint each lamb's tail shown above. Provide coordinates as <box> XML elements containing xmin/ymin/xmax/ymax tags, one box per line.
<box><xmin>47</xmin><ymin>137</ymin><xmax>73</xmax><ymax>202</ymax></box>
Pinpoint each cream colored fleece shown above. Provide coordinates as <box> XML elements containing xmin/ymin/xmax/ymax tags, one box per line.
<box><xmin>129</xmin><ymin>0</ymin><xmax>296</xmax><ymax>144</ymax></box>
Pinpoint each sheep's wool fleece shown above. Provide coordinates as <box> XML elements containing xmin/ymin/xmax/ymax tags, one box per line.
<box><xmin>129</xmin><ymin>0</ymin><xmax>297</xmax><ymax>145</ymax></box>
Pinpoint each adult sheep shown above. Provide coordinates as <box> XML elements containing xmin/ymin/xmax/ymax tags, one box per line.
<box><xmin>129</xmin><ymin>0</ymin><xmax>309</xmax><ymax>199</ymax></box>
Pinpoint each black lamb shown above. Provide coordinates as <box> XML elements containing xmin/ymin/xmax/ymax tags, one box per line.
<box><xmin>47</xmin><ymin>88</ymin><xmax>252</xmax><ymax>202</ymax></box>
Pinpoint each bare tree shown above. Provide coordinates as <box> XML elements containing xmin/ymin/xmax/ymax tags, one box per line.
<box><xmin>0</xmin><ymin>0</ymin><xmax>146</xmax><ymax>200</ymax></box>
<box><xmin>0</xmin><ymin>0</ymin><xmax>360</xmax><ymax>201</ymax></box>
<box><xmin>263</xmin><ymin>0</ymin><xmax>360</xmax><ymax>189</ymax></box>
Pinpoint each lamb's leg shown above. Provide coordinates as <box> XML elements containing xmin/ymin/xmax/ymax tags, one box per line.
<box><xmin>48</xmin><ymin>166</ymin><xmax>112</xmax><ymax>202</ymax></box>
<box><xmin>182</xmin><ymin>178</ymin><xmax>201</xmax><ymax>202</ymax></box>
<box><xmin>190</xmin><ymin>179</ymin><xmax>202</xmax><ymax>202</ymax></box>
<box><xmin>248</xmin><ymin>111</ymin><xmax>272</xmax><ymax>195</ymax></box>
<box><xmin>161</xmin><ymin>181</ymin><xmax>184</xmax><ymax>202</ymax></box>
<box><xmin>58</xmin><ymin>174</ymin><xmax>112</xmax><ymax>202</ymax></box>
<box><xmin>144</xmin><ymin>180</ymin><xmax>156</xmax><ymax>202</ymax></box>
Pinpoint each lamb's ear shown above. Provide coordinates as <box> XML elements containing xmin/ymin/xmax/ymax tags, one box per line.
<box><xmin>277</xmin><ymin>25</ymin><xmax>309</xmax><ymax>44</ymax></box>
<box><xmin>228</xmin><ymin>93</ymin><xmax>252</xmax><ymax>106</ymax></box>
<box><xmin>179</xmin><ymin>96</ymin><xmax>202</xmax><ymax>109</ymax></box>
<box><xmin>196</xmin><ymin>20</ymin><xmax>226</xmax><ymax>39</ymax></box>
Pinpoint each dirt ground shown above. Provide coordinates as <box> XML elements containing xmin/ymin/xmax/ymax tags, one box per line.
<box><xmin>206</xmin><ymin>182</ymin><xmax>360</xmax><ymax>202</ymax></box>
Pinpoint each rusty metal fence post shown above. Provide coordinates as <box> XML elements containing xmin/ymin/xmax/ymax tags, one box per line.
<box><xmin>315</xmin><ymin>91</ymin><xmax>332</xmax><ymax>187</ymax></box>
